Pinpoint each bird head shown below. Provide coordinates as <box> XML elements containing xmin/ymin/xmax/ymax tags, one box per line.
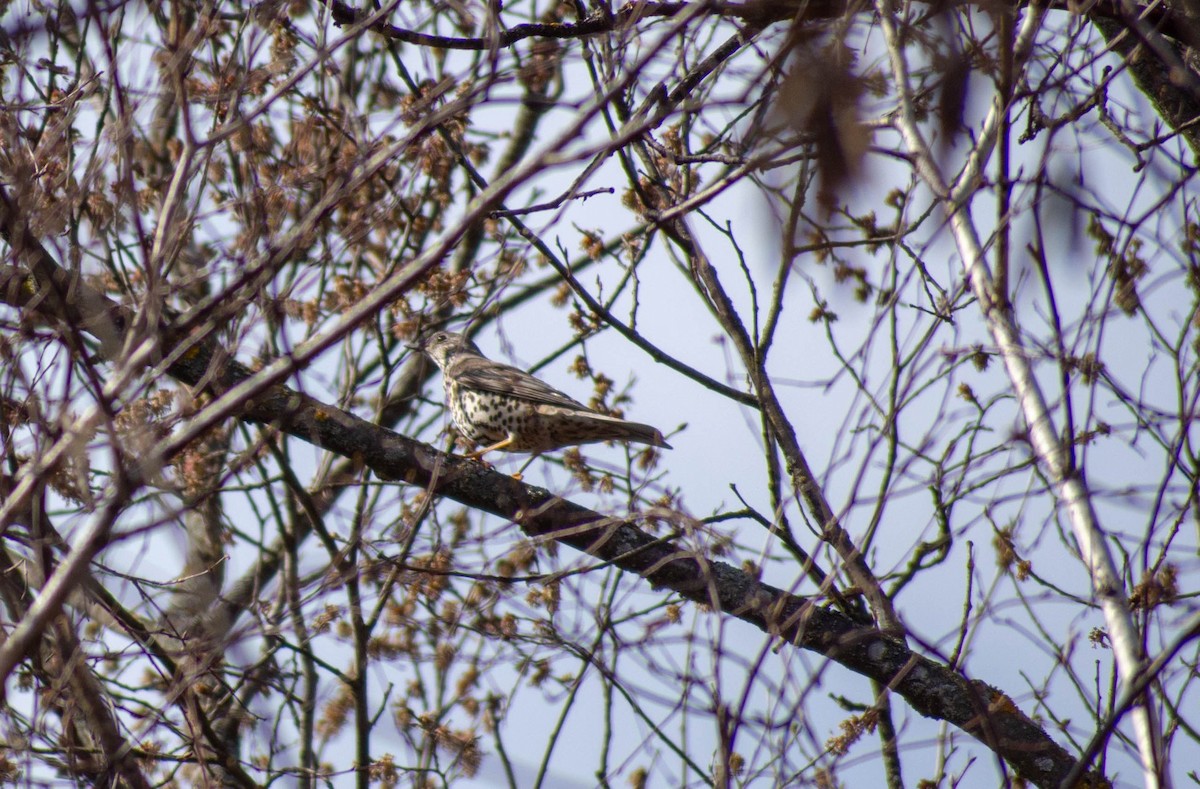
<box><xmin>415</xmin><ymin>330</ymin><xmax>480</xmax><ymax>369</ymax></box>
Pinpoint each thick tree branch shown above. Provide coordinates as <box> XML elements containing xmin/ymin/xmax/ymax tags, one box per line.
<box><xmin>0</xmin><ymin>259</ymin><xmax>1105</xmax><ymax>789</ymax></box>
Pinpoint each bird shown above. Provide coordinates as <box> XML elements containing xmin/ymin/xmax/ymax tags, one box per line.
<box><xmin>415</xmin><ymin>330</ymin><xmax>672</xmax><ymax>459</ymax></box>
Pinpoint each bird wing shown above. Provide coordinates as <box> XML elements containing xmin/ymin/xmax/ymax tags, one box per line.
<box><xmin>448</xmin><ymin>354</ymin><xmax>593</xmax><ymax>411</ymax></box>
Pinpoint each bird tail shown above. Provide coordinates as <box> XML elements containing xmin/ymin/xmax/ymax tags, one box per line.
<box><xmin>539</xmin><ymin>406</ymin><xmax>673</xmax><ymax>449</ymax></box>
<box><xmin>584</xmin><ymin>412</ymin><xmax>671</xmax><ymax>448</ymax></box>
<box><xmin>617</xmin><ymin>420</ymin><xmax>672</xmax><ymax>449</ymax></box>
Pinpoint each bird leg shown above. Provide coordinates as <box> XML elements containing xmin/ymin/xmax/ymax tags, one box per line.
<box><xmin>465</xmin><ymin>435</ymin><xmax>515</xmax><ymax>460</ymax></box>
<box><xmin>511</xmin><ymin>453</ymin><xmax>541</xmax><ymax>481</ymax></box>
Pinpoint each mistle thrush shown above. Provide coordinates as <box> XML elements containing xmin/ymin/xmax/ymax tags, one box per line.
<box><xmin>417</xmin><ymin>331</ymin><xmax>672</xmax><ymax>457</ymax></box>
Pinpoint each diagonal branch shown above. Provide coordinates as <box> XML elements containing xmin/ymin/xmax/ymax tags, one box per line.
<box><xmin>0</xmin><ymin>260</ymin><xmax>1106</xmax><ymax>789</ymax></box>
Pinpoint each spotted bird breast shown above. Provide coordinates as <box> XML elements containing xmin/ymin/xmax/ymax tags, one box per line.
<box><xmin>445</xmin><ymin>380</ymin><xmax>559</xmax><ymax>451</ymax></box>
<box><xmin>445</xmin><ymin>380</ymin><xmax>515</xmax><ymax>443</ymax></box>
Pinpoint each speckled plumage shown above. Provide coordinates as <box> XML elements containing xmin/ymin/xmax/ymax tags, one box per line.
<box><xmin>418</xmin><ymin>331</ymin><xmax>671</xmax><ymax>455</ymax></box>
